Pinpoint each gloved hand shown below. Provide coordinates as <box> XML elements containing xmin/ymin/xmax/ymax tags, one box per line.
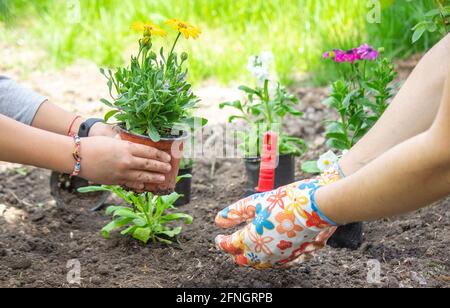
<box><xmin>215</xmin><ymin>166</ymin><xmax>342</xmax><ymax>269</ymax></box>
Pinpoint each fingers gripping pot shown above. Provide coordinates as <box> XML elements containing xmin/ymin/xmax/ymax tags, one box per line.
<box><xmin>118</xmin><ymin>126</ymin><xmax>189</xmax><ymax>195</ymax></box>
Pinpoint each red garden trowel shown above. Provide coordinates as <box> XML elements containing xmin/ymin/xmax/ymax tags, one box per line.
<box><xmin>245</xmin><ymin>132</ymin><xmax>279</xmax><ymax>197</ymax></box>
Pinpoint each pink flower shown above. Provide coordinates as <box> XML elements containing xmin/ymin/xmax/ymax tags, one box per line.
<box><xmin>356</xmin><ymin>44</ymin><xmax>379</xmax><ymax>61</ymax></box>
<box><xmin>323</xmin><ymin>44</ymin><xmax>379</xmax><ymax>63</ymax></box>
<box><xmin>333</xmin><ymin>50</ymin><xmax>347</xmax><ymax>63</ymax></box>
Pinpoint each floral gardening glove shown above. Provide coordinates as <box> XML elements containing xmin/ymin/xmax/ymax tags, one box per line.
<box><xmin>215</xmin><ymin>166</ymin><xmax>342</xmax><ymax>269</ymax></box>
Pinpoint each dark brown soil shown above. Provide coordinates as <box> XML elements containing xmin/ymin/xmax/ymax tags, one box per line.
<box><xmin>1</xmin><ymin>82</ymin><xmax>449</xmax><ymax>288</ymax></box>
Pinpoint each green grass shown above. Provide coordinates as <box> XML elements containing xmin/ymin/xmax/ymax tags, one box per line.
<box><xmin>0</xmin><ymin>0</ymin><xmax>442</xmax><ymax>85</ymax></box>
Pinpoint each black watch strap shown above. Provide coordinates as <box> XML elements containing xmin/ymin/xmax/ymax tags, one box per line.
<box><xmin>78</xmin><ymin>118</ymin><xmax>104</xmax><ymax>137</ymax></box>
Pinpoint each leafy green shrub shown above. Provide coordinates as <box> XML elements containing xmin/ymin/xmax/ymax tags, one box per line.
<box><xmin>220</xmin><ymin>52</ymin><xmax>306</xmax><ymax>158</ymax></box>
<box><xmin>302</xmin><ymin>45</ymin><xmax>397</xmax><ymax>173</ymax></box>
<box><xmin>411</xmin><ymin>0</ymin><xmax>449</xmax><ymax>43</ymax></box>
<box><xmin>79</xmin><ymin>177</ymin><xmax>193</xmax><ymax>244</ymax></box>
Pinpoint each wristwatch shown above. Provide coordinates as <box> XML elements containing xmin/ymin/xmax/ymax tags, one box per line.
<box><xmin>78</xmin><ymin>118</ymin><xmax>104</xmax><ymax>137</ymax></box>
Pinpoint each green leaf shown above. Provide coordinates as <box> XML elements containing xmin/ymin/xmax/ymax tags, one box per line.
<box><xmin>147</xmin><ymin>123</ymin><xmax>161</xmax><ymax>142</ymax></box>
<box><xmin>227</xmin><ymin>115</ymin><xmax>247</xmax><ymax>123</ymax></box>
<box><xmin>412</xmin><ymin>22</ymin><xmax>428</xmax><ymax>43</ymax></box>
<box><xmin>238</xmin><ymin>85</ymin><xmax>259</xmax><ymax>96</ymax></box>
<box><xmin>132</xmin><ymin>227</ymin><xmax>151</xmax><ymax>244</ymax></box>
<box><xmin>100</xmin><ymin>98</ymin><xmax>114</xmax><ymax>108</ymax></box>
<box><xmin>101</xmin><ymin>217</ymin><xmax>133</xmax><ymax>239</ymax></box>
<box><xmin>113</xmin><ymin>208</ymin><xmax>141</xmax><ymax>220</ymax></box>
<box><xmin>176</xmin><ymin>174</ymin><xmax>192</xmax><ymax>183</ymax></box>
<box><xmin>325</xmin><ymin>132</ymin><xmax>348</xmax><ymax>142</ymax></box>
<box><xmin>104</xmin><ymin>109</ymin><xmax>120</xmax><ymax>123</ymax></box>
<box><xmin>327</xmin><ymin>138</ymin><xmax>350</xmax><ymax>151</ymax></box>
<box><xmin>105</xmin><ymin>205</ymin><xmax>129</xmax><ymax>216</ymax></box>
<box><xmin>219</xmin><ymin>100</ymin><xmax>242</xmax><ymax>110</ymax></box>
<box><xmin>182</xmin><ymin>117</ymin><xmax>208</xmax><ymax>129</ymax></box>
<box><xmin>132</xmin><ymin>218</ymin><xmax>147</xmax><ymax>227</ymax></box>
<box><xmin>160</xmin><ymin>213</ymin><xmax>193</xmax><ymax>225</ymax></box>
<box><xmin>161</xmin><ymin>192</ymin><xmax>182</xmax><ymax>206</ymax></box>
<box><xmin>78</xmin><ymin>186</ymin><xmax>111</xmax><ymax>194</ymax></box>
<box><xmin>121</xmin><ymin>226</ymin><xmax>138</xmax><ymax>235</ymax></box>
<box><xmin>301</xmin><ymin>160</ymin><xmax>321</xmax><ymax>174</ymax></box>
<box><xmin>158</xmin><ymin>227</ymin><xmax>182</xmax><ymax>238</ymax></box>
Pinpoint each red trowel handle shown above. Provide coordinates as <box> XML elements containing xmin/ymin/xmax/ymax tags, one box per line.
<box><xmin>256</xmin><ymin>132</ymin><xmax>278</xmax><ymax>193</ymax></box>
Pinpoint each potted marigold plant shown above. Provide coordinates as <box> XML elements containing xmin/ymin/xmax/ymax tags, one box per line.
<box><xmin>220</xmin><ymin>52</ymin><xmax>307</xmax><ymax>192</ymax></box>
<box><xmin>100</xmin><ymin>19</ymin><xmax>206</xmax><ymax>194</ymax></box>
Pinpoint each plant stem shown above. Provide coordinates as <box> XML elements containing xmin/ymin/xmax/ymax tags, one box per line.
<box><xmin>340</xmin><ymin>113</ymin><xmax>351</xmax><ymax>148</ymax></box>
<box><xmin>168</xmin><ymin>32</ymin><xmax>182</xmax><ymax>63</ymax></box>
<box><xmin>263</xmin><ymin>79</ymin><xmax>273</xmax><ymax>127</ymax></box>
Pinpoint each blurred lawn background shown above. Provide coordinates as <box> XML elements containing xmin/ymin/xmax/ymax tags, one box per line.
<box><xmin>0</xmin><ymin>0</ymin><xmax>442</xmax><ymax>85</ymax></box>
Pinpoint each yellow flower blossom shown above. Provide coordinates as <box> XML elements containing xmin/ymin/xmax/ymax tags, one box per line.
<box><xmin>165</xmin><ymin>18</ymin><xmax>202</xmax><ymax>39</ymax></box>
<box><xmin>131</xmin><ymin>21</ymin><xmax>167</xmax><ymax>37</ymax></box>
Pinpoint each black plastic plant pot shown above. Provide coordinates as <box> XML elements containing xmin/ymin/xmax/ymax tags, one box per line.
<box><xmin>327</xmin><ymin>222</ymin><xmax>364</xmax><ymax>250</ymax></box>
<box><xmin>50</xmin><ymin>172</ymin><xmax>110</xmax><ymax>211</ymax></box>
<box><xmin>244</xmin><ymin>154</ymin><xmax>296</xmax><ymax>195</ymax></box>
<box><xmin>174</xmin><ymin>168</ymin><xmax>193</xmax><ymax>207</ymax></box>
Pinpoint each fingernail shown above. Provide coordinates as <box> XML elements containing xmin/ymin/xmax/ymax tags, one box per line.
<box><xmin>163</xmin><ymin>153</ymin><xmax>171</xmax><ymax>162</ymax></box>
<box><xmin>165</xmin><ymin>163</ymin><xmax>172</xmax><ymax>172</ymax></box>
<box><xmin>158</xmin><ymin>175</ymin><xmax>165</xmax><ymax>182</ymax></box>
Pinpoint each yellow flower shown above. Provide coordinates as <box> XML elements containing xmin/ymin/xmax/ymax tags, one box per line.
<box><xmin>131</xmin><ymin>21</ymin><xmax>167</xmax><ymax>37</ymax></box>
<box><xmin>165</xmin><ymin>18</ymin><xmax>202</xmax><ymax>39</ymax></box>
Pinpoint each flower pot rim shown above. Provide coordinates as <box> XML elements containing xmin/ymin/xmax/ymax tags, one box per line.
<box><xmin>178</xmin><ymin>167</ymin><xmax>193</xmax><ymax>172</ymax></box>
<box><xmin>244</xmin><ymin>153</ymin><xmax>296</xmax><ymax>162</ymax></box>
<box><xmin>116</xmin><ymin>125</ymin><xmax>190</xmax><ymax>142</ymax></box>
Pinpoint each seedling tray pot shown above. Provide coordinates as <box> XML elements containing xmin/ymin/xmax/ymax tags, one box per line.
<box><xmin>174</xmin><ymin>167</ymin><xmax>193</xmax><ymax>207</ymax></box>
<box><xmin>50</xmin><ymin>172</ymin><xmax>110</xmax><ymax>211</ymax></box>
<box><xmin>244</xmin><ymin>154</ymin><xmax>296</xmax><ymax>194</ymax></box>
<box><xmin>118</xmin><ymin>126</ymin><xmax>189</xmax><ymax>195</ymax></box>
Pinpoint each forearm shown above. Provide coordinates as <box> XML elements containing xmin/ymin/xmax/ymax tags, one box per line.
<box><xmin>32</xmin><ymin>101</ymin><xmax>84</xmax><ymax>135</ymax></box>
<box><xmin>0</xmin><ymin>114</ymin><xmax>74</xmax><ymax>174</ymax></box>
<box><xmin>317</xmin><ymin>131</ymin><xmax>450</xmax><ymax>224</ymax></box>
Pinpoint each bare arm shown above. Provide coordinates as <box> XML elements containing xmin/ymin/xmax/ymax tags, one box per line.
<box><xmin>0</xmin><ymin>114</ymin><xmax>74</xmax><ymax>173</ymax></box>
<box><xmin>0</xmin><ymin>114</ymin><xmax>172</xmax><ymax>191</ymax></box>
<box><xmin>316</xmin><ymin>69</ymin><xmax>450</xmax><ymax>224</ymax></box>
<box><xmin>32</xmin><ymin>101</ymin><xmax>114</xmax><ymax>137</ymax></box>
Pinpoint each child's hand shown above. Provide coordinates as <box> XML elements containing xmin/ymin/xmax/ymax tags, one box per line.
<box><xmin>79</xmin><ymin>137</ymin><xmax>172</xmax><ymax>191</ymax></box>
<box><xmin>215</xmin><ymin>167</ymin><xmax>341</xmax><ymax>269</ymax></box>
<box><xmin>88</xmin><ymin>123</ymin><xmax>119</xmax><ymax>138</ymax></box>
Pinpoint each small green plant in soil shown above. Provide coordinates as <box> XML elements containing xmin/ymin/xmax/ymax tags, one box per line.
<box><xmin>220</xmin><ymin>52</ymin><xmax>307</xmax><ymax>158</ymax></box>
<box><xmin>302</xmin><ymin>44</ymin><xmax>398</xmax><ymax>173</ymax></box>
<box><xmin>78</xmin><ymin>175</ymin><xmax>193</xmax><ymax>244</ymax></box>
<box><xmin>411</xmin><ymin>0</ymin><xmax>449</xmax><ymax>44</ymax></box>
<box><xmin>100</xmin><ymin>19</ymin><xmax>206</xmax><ymax>142</ymax></box>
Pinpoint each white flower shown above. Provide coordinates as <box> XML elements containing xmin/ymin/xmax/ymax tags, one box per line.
<box><xmin>247</xmin><ymin>51</ymin><xmax>274</xmax><ymax>84</ymax></box>
<box><xmin>317</xmin><ymin>150</ymin><xmax>339</xmax><ymax>172</ymax></box>
<box><xmin>259</xmin><ymin>51</ymin><xmax>274</xmax><ymax>68</ymax></box>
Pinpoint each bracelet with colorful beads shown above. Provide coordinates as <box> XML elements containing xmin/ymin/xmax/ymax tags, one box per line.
<box><xmin>70</xmin><ymin>134</ymin><xmax>82</xmax><ymax>177</ymax></box>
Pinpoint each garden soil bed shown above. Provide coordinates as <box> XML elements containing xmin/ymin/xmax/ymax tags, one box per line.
<box><xmin>1</xmin><ymin>161</ymin><xmax>449</xmax><ymax>288</ymax></box>
<box><xmin>0</xmin><ymin>63</ymin><xmax>448</xmax><ymax>287</ymax></box>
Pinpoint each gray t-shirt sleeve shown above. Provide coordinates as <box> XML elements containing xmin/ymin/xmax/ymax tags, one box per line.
<box><xmin>0</xmin><ymin>76</ymin><xmax>47</xmax><ymax>125</ymax></box>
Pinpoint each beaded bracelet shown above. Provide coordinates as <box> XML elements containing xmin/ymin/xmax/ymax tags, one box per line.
<box><xmin>70</xmin><ymin>134</ymin><xmax>82</xmax><ymax>177</ymax></box>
